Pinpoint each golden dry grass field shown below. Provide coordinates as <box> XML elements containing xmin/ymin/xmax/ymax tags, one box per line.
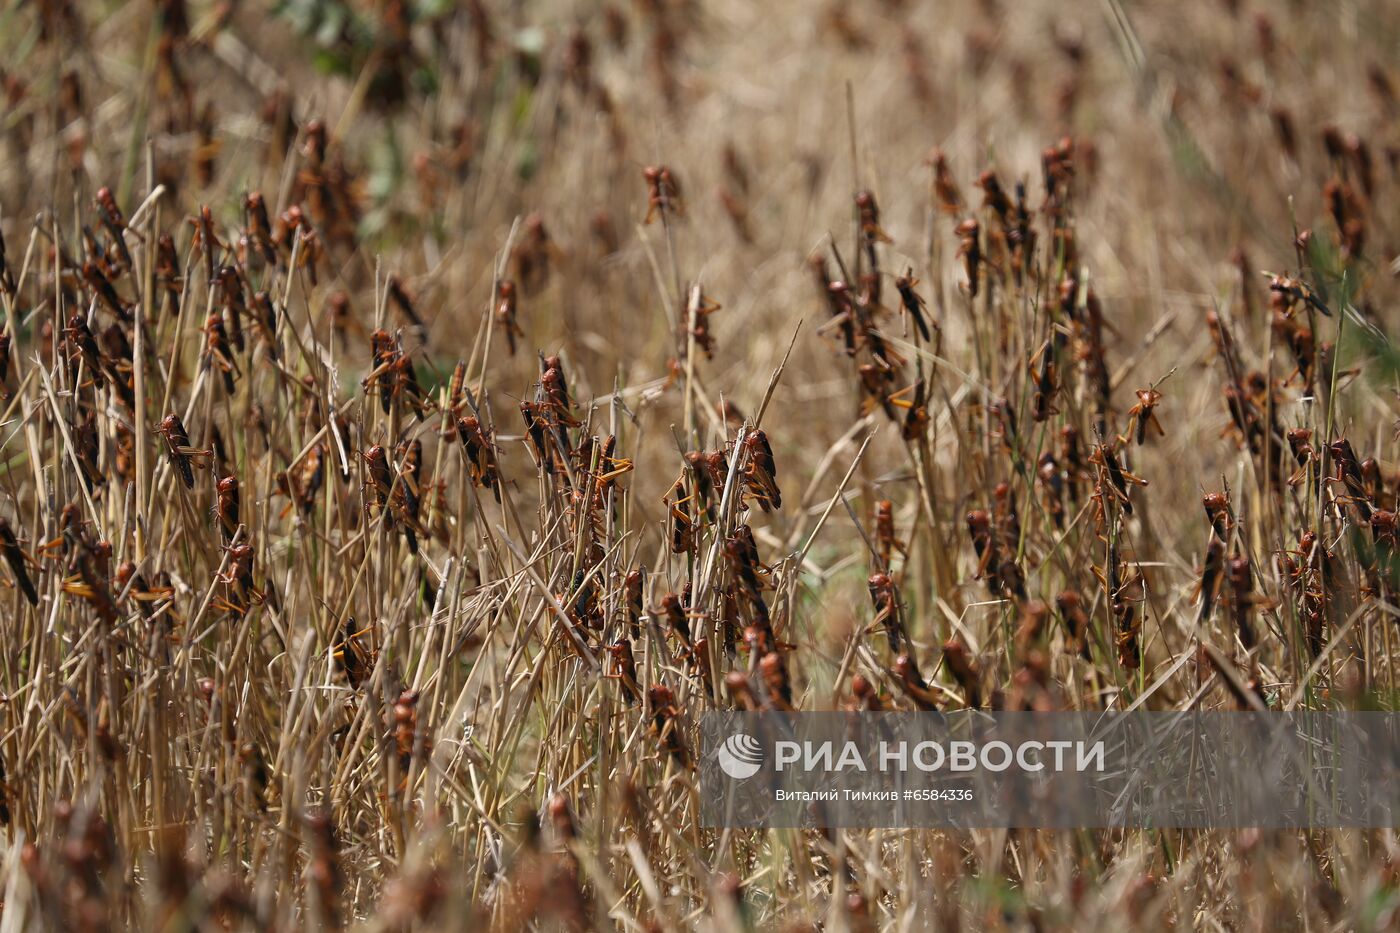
<box><xmin>1</xmin><ymin>0</ymin><xmax>1400</xmax><ymax>928</ymax></box>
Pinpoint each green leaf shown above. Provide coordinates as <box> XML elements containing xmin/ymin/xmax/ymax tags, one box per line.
<box><xmin>312</xmin><ymin>48</ymin><xmax>352</xmax><ymax>76</ymax></box>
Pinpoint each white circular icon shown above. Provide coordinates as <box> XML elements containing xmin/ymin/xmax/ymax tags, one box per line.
<box><xmin>717</xmin><ymin>732</ymin><xmax>763</xmax><ymax>779</ymax></box>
